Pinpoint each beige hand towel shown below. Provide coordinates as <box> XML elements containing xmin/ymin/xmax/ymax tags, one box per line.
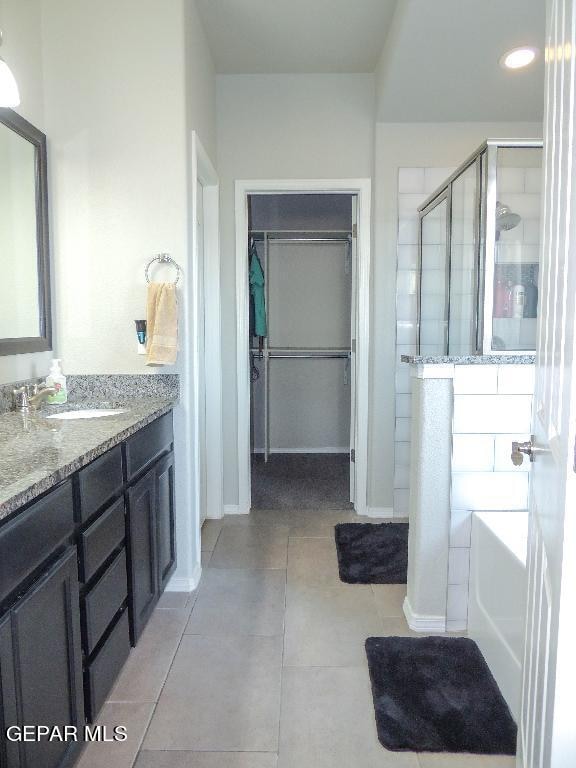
<box><xmin>146</xmin><ymin>282</ymin><xmax>178</xmax><ymax>366</ymax></box>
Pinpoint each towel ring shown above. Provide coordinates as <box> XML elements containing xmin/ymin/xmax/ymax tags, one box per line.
<box><xmin>145</xmin><ymin>253</ymin><xmax>182</xmax><ymax>285</ymax></box>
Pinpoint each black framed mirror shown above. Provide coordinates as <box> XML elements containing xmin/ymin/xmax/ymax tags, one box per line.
<box><xmin>0</xmin><ymin>108</ymin><xmax>51</xmax><ymax>356</ymax></box>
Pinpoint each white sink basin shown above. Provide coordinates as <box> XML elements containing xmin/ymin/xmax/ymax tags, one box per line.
<box><xmin>46</xmin><ymin>408</ymin><xmax>128</xmax><ymax>420</ymax></box>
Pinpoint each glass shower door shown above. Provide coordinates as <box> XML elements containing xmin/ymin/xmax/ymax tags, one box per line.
<box><xmin>419</xmin><ymin>196</ymin><xmax>449</xmax><ymax>355</ymax></box>
<box><xmin>448</xmin><ymin>161</ymin><xmax>480</xmax><ymax>354</ymax></box>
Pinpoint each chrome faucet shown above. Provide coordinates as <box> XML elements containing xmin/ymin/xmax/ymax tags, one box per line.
<box><xmin>13</xmin><ymin>384</ymin><xmax>57</xmax><ymax>412</ymax></box>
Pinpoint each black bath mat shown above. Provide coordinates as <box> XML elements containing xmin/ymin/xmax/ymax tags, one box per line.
<box><xmin>365</xmin><ymin>636</ymin><xmax>517</xmax><ymax>755</ymax></box>
<box><xmin>334</xmin><ymin>523</ymin><xmax>408</xmax><ymax>584</ymax></box>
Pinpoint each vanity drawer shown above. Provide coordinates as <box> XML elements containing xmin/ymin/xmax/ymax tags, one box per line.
<box><xmin>83</xmin><ymin>549</ymin><xmax>127</xmax><ymax>655</ymax></box>
<box><xmin>125</xmin><ymin>412</ymin><xmax>173</xmax><ymax>481</ymax></box>
<box><xmin>85</xmin><ymin>609</ymin><xmax>130</xmax><ymax>722</ymax></box>
<box><xmin>78</xmin><ymin>445</ymin><xmax>124</xmax><ymax>522</ymax></box>
<box><xmin>79</xmin><ymin>497</ymin><xmax>126</xmax><ymax>583</ymax></box>
<box><xmin>0</xmin><ymin>481</ymin><xmax>74</xmax><ymax>605</ymax></box>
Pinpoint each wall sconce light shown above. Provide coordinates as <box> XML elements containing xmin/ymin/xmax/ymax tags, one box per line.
<box><xmin>0</xmin><ymin>29</ymin><xmax>20</xmax><ymax>108</ymax></box>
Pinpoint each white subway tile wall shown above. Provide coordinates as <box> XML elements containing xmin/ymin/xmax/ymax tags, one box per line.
<box><xmin>446</xmin><ymin>363</ymin><xmax>535</xmax><ymax>629</ymax></box>
<box><xmin>395</xmin><ymin>169</ymin><xmax>538</xmax><ymax>628</ymax></box>
<box><xmin>394</xmin><ymin>168</ymin><xmax>455</xmax><ymax>517</ymax></box>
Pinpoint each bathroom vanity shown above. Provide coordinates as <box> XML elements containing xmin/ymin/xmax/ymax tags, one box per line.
<box><xmin>0</xmin><ymin>402</ymin><xmax>175</xmax><ymax>768</ymax></box>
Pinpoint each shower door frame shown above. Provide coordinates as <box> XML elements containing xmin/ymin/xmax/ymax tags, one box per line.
<box><xmin>416</xmin><ymin>138</ymin><xmax>544</xmax><ymax>357</ymax></box>
<box><xmin>234</xmin><ymin>179</ymin><xmax>372</xmax><ymax>516</ymax></box>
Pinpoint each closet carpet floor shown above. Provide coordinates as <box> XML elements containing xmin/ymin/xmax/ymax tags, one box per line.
<box><xmin>250</xmin><ymin>453</ymin><xmax>353</xmax><ymax>510</ymax></box>
<box><xmin>75</xmin><ymin>510</ymin><xmax>515</xmax><ymax>768</ymax></box>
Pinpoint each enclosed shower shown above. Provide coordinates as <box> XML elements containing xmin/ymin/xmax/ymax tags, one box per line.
<box><xmin>418</xmin><ymin>139</ymin><xmax>543</xmax><ymax>355</ymax></box>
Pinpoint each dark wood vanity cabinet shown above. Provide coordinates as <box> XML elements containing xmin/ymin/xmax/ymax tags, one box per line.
<box><xmin>0</xmin><ymin>548</ymin><xmax>84</xmax><ymax>768</ymax></box>
<box><xmin>126</xmin><ymin>437</ymin><xmax>176</xmax><ymax>643</ymax></box>
<box><xmin>0</xmin><ymin>410</ymin><xmax>175</xmax><ymax>767</ymax></box>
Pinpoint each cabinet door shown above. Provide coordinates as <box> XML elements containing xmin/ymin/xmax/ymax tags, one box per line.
<box><xmin>11</xmin><ymin>549</ymin><xmax>84</xmax><ymax>768</ymax></box>
<box><xmin>156</xmin><ymin>451</ymin><xmax>176</xmax><ymax>592</ymax></box>
<box><xmin>127</xmin><ymin>469</ymin><xmax>158</xmax><ymax>643</ymax></box>
<box><xmin>0</xmin><ymin>614</ymin><xmax>19</xmax><ymax>768</ymax></box>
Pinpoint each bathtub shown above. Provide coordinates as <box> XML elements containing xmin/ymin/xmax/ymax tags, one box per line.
<box><xmin>468</xmin><ymin>510</ymin><xmax>529</xmax><ymax>722</ymax></box>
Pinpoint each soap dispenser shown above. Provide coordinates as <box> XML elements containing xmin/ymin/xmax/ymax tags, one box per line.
<box><xmin>46</xmin><ymin>359</ymin><xmax>68</xmax><ymax>405</ymax></box>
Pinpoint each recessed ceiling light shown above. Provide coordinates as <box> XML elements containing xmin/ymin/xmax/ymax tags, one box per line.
<box><xmin>500</xmin><ymin>46</ymin><xmax>539</xmax><ymax>70</ymax></box>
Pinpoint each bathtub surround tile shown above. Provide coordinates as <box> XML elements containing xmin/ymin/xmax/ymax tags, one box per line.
<box><xmin>395</xmin><ymin>417</ymin><xmax>412</xmax><ymax>442</ymax></box>
<box><xmin>396</xmin><ymin>394</ymin><xmax>412</xmax><ymax>418</ymax></box>
<box><xmin>450</xmin><ymin>509</ymin><xmax>473</xmax><ymax>548</ymax></box>
<box><xmin>452</xmin><ymin>471</ymin><xmax>529</xmax><ymax>511</ymax></box>
<box><xmin>447</xmin><ymin>584</ymin><xmax>470</xmax><ymax>624</ymax></box>
<box><xmin>497</xmin><ymin>364</ymin><xmax>536</xmax><ymax>394</ymax></box>
<box><xmin>448</xmin><ymin>548</ymin><xmax>470</xmax><ymax>585</ymax></box>
<box><xmin>143</xmin><ymin>634</ymin><xmax>283</xmax><ymax>752</ymax></box>
<box><xmin>453</xmin><ymin>365</ymin><xmax>498</xmax><ymax>394</ymax></box>
<box><xmin>453</xmin><ymin>395</ymin><xmax>533</xmax><ymax>433</ymax></box>
<box><xmin>452</xmin><ymin>435</ymin><xmax>495</xmax><ymax>472</ymax></box>
<box><xmin>394</xmin><ymin>464</ymin><xmax>410</xmax><ymax>489</ymax></box>
<box><xmin>394</xmin><ymin>488</ymin><xmax>410</xmax><ymax>517</ymax></box>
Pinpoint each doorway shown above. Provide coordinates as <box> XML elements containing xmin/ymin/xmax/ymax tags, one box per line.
<box><xmin>235</xmin><ymin>179</ymin><xmax>371</xmax><ymax>515</ymax></box>
<box><xmin>249</xmin><ymin>193</ymin><xmax>354</xmax><ymax>509</ymax></box>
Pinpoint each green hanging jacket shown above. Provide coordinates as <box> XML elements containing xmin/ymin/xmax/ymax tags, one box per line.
<box><xmin>249</xmin><ymin>245</ymin><xmax>267</xmax><ymax>338</ymax></box>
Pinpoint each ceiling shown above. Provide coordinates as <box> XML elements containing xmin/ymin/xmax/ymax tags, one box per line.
<box><xmin>195</xmin><ymin>0</ymin><xmax>398</xmax><ymax>74</ymax></box>
<box><xmin>376</xmin><ymin>0</ymin><xmax>545</xmax><ymax>121</ymax></box>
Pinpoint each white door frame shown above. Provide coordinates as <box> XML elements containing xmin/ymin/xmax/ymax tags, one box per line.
<box><xmin>234</xmin><ymin>178</ymin><xmax>372</xmax><ymax>515</ymax></box>
<box><xmin>168</xmin><ymin>132</ymin><xmax>223</xmax><ymax>591</ymax></box>
<box><xmin>191</xmin><ymin>135</ymin><xmax>224</xmax><ymax>527</ymax></box>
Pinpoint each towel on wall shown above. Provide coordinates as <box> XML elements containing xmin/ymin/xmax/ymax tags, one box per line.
<box><xmin>146</xmin><ymin>282</ymin><xmax>178</xmax><ymax>366</ymax></box>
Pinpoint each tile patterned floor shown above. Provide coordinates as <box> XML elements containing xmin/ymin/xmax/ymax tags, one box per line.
<box><xmin>76</xmin><ymin>510</ymin><xmax>516</xmax><ymax>768</ymax></box>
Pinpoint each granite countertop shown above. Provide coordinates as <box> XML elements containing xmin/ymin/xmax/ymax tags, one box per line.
<box><xmin>0</xmin><ymin>397</ymin><xmax>176</xmax><ymax>522</ymax></box>
<box><xmin>401</xmin><ymin>354</ymin><xmax>536</xmax><ymax>365</ymax></box>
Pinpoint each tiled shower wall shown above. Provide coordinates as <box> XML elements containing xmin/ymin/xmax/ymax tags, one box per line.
<box><xmin>394</xmin><ymin>168</ymin><xmax>454</xmax><ymax>516</ymax></box>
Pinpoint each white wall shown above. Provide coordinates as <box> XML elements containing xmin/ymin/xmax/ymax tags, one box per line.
<box><xmin>373</xmin><ymin>122</ymin><xmax>542</xmax><ymax>514</ymax></box>
<box><xmin>0</xmin><ymin>0</ymin><xmax>52</xmax><ymax>383</ymax></box>
<box><xmin>37</xmin><ymin>0</ymin><xmax>217</xmax><ymax>588</ymax></box>
<box><xmin>216</xmin><ymin>73</ymin><xmax>375</xmax><ymax>505</ymax></box>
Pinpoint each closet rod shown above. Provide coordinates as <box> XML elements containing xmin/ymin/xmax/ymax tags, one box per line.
<box><xmin>269</xmin><ymin>353</ymin><xmax>350</xmax><ymax>359</ymax></box>
<box><xmin>267</xmin><ymin>237</ymin><xmax>351</xmax><ymax>243</ymax></box>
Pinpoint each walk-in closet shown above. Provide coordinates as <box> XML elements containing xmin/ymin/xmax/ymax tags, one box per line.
<box><xmin>248</xmin><ymin>193</ymin><xmax>355</xmax><ymax>509</ymax></box>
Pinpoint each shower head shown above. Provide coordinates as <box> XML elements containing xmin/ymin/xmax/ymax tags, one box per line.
<box><xmin>496</xmin><ymin>201</ymin><xmax>521</xmax><ymax>232</ymax></box>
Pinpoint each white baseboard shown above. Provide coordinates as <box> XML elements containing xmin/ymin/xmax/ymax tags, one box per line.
<box><xmin>251</xmin><ymin>448</ymin><xmax>349</xmax><ymax>454</ymax></box>
<box><xmin>364</xmin><ymin>506</ymin><xmax>394</xmax><ymax>519</ymax></box>
<box><xmin>403</xmin><ymin>596</ymin><xmax>446</xmax><ymax>633</ymax></box>
<box><xmin>166</xmin><ymin>563</ymin><xmax>202</xmax><ymax>593</ymax></box>
<box><xmin>205</xmin><ymin>512</ymin><xmax>224</xmax><ymax>520</ymax></box>
<box><xmin>223</xmin><ymin>504</ymin><xmax>250</xmax><ymax>515</ymax></box>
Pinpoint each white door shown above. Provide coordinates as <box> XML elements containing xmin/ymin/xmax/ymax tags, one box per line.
<box><xmin>197</xmin><ymin>180</ymin><xmax>209</xmax><ymax>525</ymax></box>
<box><xmin>519</xmin><ymin>2</ymin><xmax>576</xmax><ymax>765</ymax></box>
<box><xmin>349</xmin><ymin>196</ymin><xmax>358</xmax><ymax>502</ymax></box>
